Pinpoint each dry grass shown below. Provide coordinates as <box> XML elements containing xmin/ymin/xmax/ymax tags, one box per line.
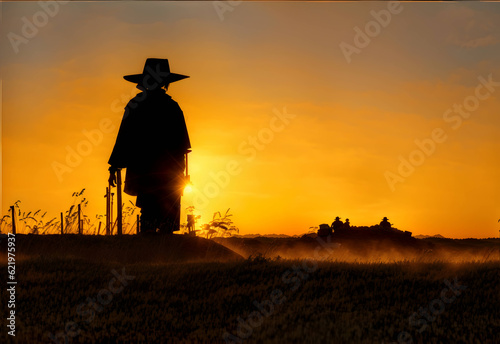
<box><xmin>1</xmin><ymin>257</ymin><xmax>498</xmax><ymax>343</ymax></box>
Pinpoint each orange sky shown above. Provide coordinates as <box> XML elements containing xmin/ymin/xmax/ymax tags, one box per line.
<box><xmin>2</xmin><ymin>2</ymin><xmax>500</xmax><ymax>238</ymax></box>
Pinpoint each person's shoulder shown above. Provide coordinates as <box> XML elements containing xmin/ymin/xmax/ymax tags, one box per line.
<box><xmin>163</xmin><ymin>93</ymin><xmax>182</xmax><ymax>108</ymax></box>
<box><xmin>126</xmin><ymin>92</ymin><xmax>146</xmax><ymax>106</ymax></box>
<box><xmin>162</xmin><ymin>92</ymin><xmax>174</xmax><ymax>101</ymax></box>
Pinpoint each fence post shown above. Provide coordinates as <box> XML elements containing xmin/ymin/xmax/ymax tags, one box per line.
<box><xmin>10</xmin><ymin>206</ymin><xmax>16</xmax><ymax>235</ymax></box>
<box><xmin>117</xmin><ymin>169</ymin><xmax>123</xmax><ymax>235</ymax></box>
<box><xmin>60</xmin><ymin>212</ymin><xmax>64</xmax><ymax>235</ymax></box>
<box><xmin>78</xmin><ymin>204</ymin><xmax>82</xmax><ymax>234</ymax></box>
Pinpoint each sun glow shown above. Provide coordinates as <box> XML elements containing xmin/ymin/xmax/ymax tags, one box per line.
<box><xmin>2</xmin><ymin>2</ymin><xmax>500</xmax><ymax>238</ymax></box>
<box><xmin>184</xmin><ymin>184</ymin><xmax>193</xmax><ymax>194</ymax></box>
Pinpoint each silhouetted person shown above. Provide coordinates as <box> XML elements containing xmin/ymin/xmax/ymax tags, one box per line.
<box><xmin>344</xmin><ymin>218</ymin><xmax>350</xmax><ymax>229</ymax></box>
<box><xmin>187</xmin><ymin>214</ymin><xmax>196</xmax><ymax>236</ymax></box>
<box><xmin>379</xmin><ymin>217</ymin><xmax>392</xmax><ymax>229</ymax></box>
<box><xmin>331</xmin><ymin>216</ymin><xmax>344</xmax><ymax>232</ymax></box>
<box><xmin>108</xmin><ymin>58</ymin><xmax>190</xmax><ymax>234</ymax></box>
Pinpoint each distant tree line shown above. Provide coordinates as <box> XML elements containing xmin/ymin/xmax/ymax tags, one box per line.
<box><xmin>317</xmin><ymin>216</ymin><xmax>412</xmax><ymax>238</ymax></box>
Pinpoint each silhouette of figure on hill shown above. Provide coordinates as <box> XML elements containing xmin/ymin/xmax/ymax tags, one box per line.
<box><xmin>379</xmin><ymin>217</ymin><xmax>392</xmax><ymax>229</ymax></box>
<box><xmin>331</xmin><ymin>216</ymin><xmax>344</xmax><ymax>232</ymax></box>
<box><xmin>344</xmin><ymin>218</ymin><xmax>350</xmax><ymax>229</ymax></box>
<box><xmin>108</xmin><ymin>58</ymin><xmax>191</xmax><ymax>234</ymax></box>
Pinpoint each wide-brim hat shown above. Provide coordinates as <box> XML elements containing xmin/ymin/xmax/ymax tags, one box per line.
<box><xmin>123</xmin><ymin>58</ymin><xmax>189</xmax><ymax>85</ymax></box>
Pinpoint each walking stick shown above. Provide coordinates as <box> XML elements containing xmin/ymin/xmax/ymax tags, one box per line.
<box><xmin>183</xmin><ymin>150</ymin><xmax>192</xmax><ymax>195</ymax></box>
<box><xmin>116</xmin><ymin>168</ymin><xmax>123</xmax><ymax>235</ymax></box>
<box><xmin>105</xmin><ymin>186</ymin><xmax>111</xmax><ymax>235</ymax></box>
<box><xmin>186</xmin><ymin>150</ymin><xmax>191</xmax><ymax>177</ymax></box>
<box><xmin>110</xmin><ymin>192</ymin><xmax>114</xmax><ymax>235</ymax></box>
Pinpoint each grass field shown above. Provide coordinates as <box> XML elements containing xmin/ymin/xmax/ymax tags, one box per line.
<box><xmin>2</xmin><ymin>256</ymin><xmax>499</xmax><ymax>344</ymax></box>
